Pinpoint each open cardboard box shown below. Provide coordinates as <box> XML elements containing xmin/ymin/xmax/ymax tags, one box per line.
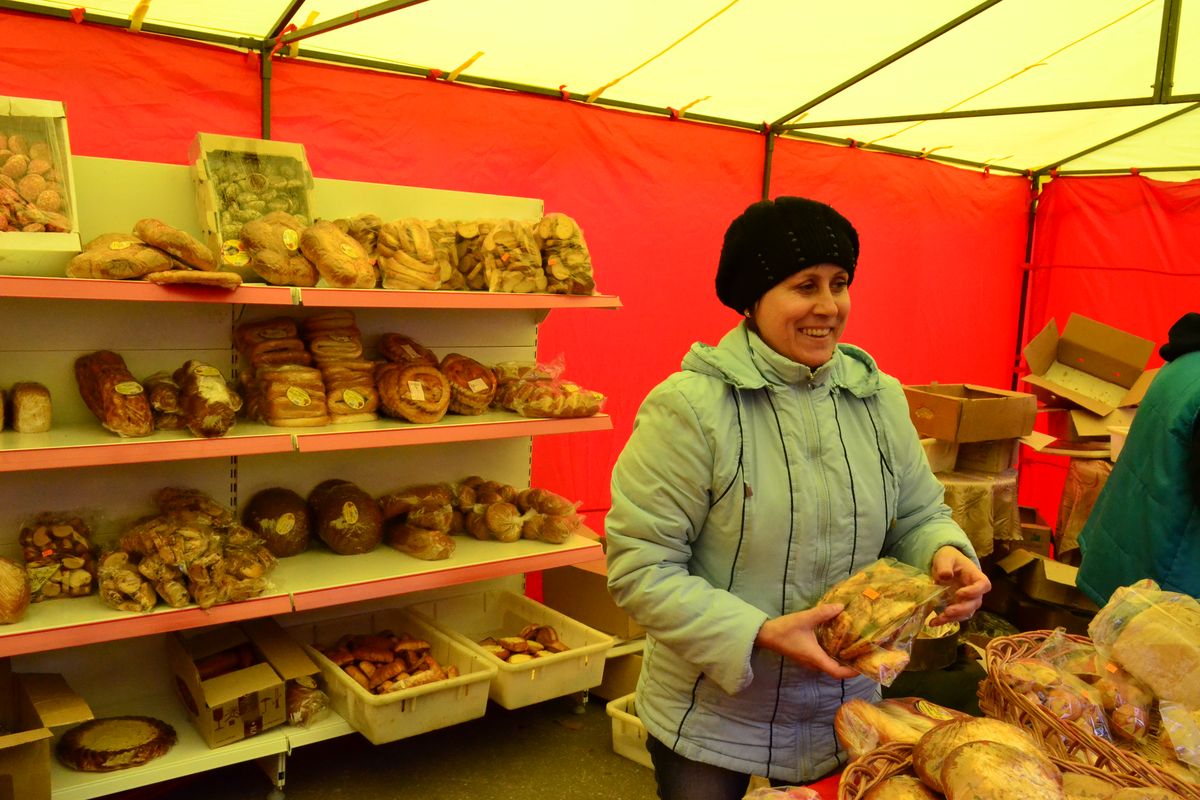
<box><xmin>1042</xmin><ymin>405</ymin><xmax>1139</xmax><ymax>443</ymax></box>
<box><xmin>904</xmin><ymin>384</ymin><xmax>1036</xmax><ymax>443</ymax></box>
<box><xmin>1023</xmin><ymin>314</ymin><xmax>1156</xmax><ymax>417</ymax></box>
<box><xmin>0</xmin><ymin>660</ymin><xmax>92</xmax><ymax>800</ymax></box>
<box><xmin>168</xmin><ymin>617</ymin><xmax>319</xmax><ymax>749</ymax></box>
<box><xmin>993</xmin><ymin>550</ymin><xmax>1098</xmax><ymax>614</ymax></box>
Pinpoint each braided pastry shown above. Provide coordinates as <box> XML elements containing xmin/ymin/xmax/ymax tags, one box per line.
<box><xmin>375</xmin><ymin>362</ymin><xmax>451</xmax><ymax>424</ymax></box>
<box><xmin>378</xmin><ymin>333</ymin><xmax>438</xmax><ymax>366</ymax></box>
<box><xmin>439</xmin><ymin>353</ymin><xmax>496</xmax><ymax>415</ymax></box>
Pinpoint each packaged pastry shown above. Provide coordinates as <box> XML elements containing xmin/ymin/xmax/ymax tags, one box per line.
<box><xmin>308</xmin><ymin>479</ymin><xmax>383</xmax><ymax>555</ymax></box>
<box><xmin>256</xmin><ymin>364</ymin><xmax>329</xmax><ymax>427</ymax></box>
<box><xmin>533</xmin><ymin>212</ymin><xmax>595</xmax><ymax>295</ymax></box>
<box><xmin>375</xmin><ymin>362</ymin><xmax>451</xmax><ymax>424</ymax></box>
<box><xmin>815</xmin><ymin>558</ymin><xmax>949</xmax><ymax>685</ymax></box>
<box><xmin>173</xmin><ymin>359</ymin><xmax>241</xmax><ymax>438</ymax></box>
<box><xmin>378</xmin><ymin>332</ymin><xmax>438</xmax><ymax>367</ymax></box>
<box><xmin>439</xmin><ymin>353</ymin><xmax>496</xmax><ymax>415</ymax></box>
<box><xmin>300</xmin><ymin>219</ymin><xmax>376</xmax><ymax>288</ymax></box>
<box><xmin>74</xmin><ymin>350</ymin><xmax>154</xmax><ymax>438</ymax></box>
<box><xmin>333</xmin><ymin>213</ymin><xmax>382</xmax><ymax>266</ymax></box>
<box><xmin>240</xmin><ymin>211</ymin><xmax>319</xmax><ymax>286</ymax></box>
<box><xmin>66</xmin><ymin>233</ymin><xmax>173</xmax><ymax>280</ymax></box>
<box><xmin>19</xmin><ymin>512</ymin><xmax>96</xmax><ymax>602</ymax></box>
<box><xmin>481</xmin><ymin>219</ymin><xmax>545</xmax><ymax>293</ymax></box>
<box><xmin>242</xmin><ymin>487</ymin><xmax>312</xmax><ymax>557</ymax></box>
<box><xmin>453</xmin><ymin>219</ymin><xmax>491</xmax><ymax>290</ymax></box>
<box><xmin>133</xmin><ymin>218</ymin><xmax>216</xmax><ymax>271</ymax></box>
<box><xmin>377</xmin><ymin>218</ymin><xmax>442</xmax><ymax>290</ymax></box>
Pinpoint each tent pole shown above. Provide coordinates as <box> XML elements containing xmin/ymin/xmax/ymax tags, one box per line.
<box><xmin>260</xmin><ymin>44</ymin><xmax>273</xmax><ymax>140</ymax></box>
<box><xmin>0</xmin><ymin>0</ymin><xmax>259</xmax><ymax>49</ymax></box>
<box><xmin>1012</xmin><ymin>174</ymin><xmax>1040</xmax><ymax>391</ymax></box>
<box><xmin>1152</xmin><ymin>0</ymin><xmax>1183</xmax><ymax>103</ymax></box>
<box><xmin>268</xmin><ymin>0</ymin><xmax>307</xmax><ymax>39</ymax></box>
<box><xmin>778</xmin><ymin>130</ymin><xmax>1026</xmax><ymax>175</ymax></box>
<box><xmin>1058</xmin><ymin>166</ymin><xmax>1200</xmax><ymax>176</ymax></box>
<box><xmin>279</xmin><ymin>0</ymin><xmax>431</xmax><ymax>46</ymax></box>
<box><xmin>762</xmin><ymin>131</ymin><xmax>776</xmax><ymax>201</ymax></box>
<box><xmin>771</xmin><ymin>0</ymin><xmax>1003</xmax><ymax>128</ymax></box>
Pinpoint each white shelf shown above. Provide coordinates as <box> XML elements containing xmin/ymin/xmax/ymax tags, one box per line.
<box><xmin>0</xmin><ymin>532</ymin><xmax>603</xmax><ymax>658</ymax></box>
<box><xmin>0</xmin><ymin>412</ymin><xmax>611</xmax><ymax>472</ymax></box>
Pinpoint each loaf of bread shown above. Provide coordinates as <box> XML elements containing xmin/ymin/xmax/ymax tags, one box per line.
<box><xmin>1110</xmin><ymin>596</ymin><xmax>1200</xmax><ymax>710</ymax></box>
<box><xmin>300</xmin><ymin>219</ymin><xmax>376</xmax><ymax>289</ymax></box>
<box><xmin>256</xmin><ymin>365</ymin><xmax>329</xmax><ymax>427</ymax></box>
<box><xmin>862</xmin><ymin>775</ymin><xmax>939</xmax><ymax>799</ymax></box>
<box><xmin>9</xmin><ymin>381</ymin><xmax>51</xmax><ymax>433</ymax></box>
<box><xmin>66</xmin><ymin>234</ymin><xmax>174</xmax><ymax>280</ymax></box>
<box><xmin>439</xmin><ymin>353</ymin><xmax>496</xmax><ymax>415</ymax></box>
<box><xmin>173</xmin><ymin>360</ymin><xmax>241</xmax><ymax>438</ymax></box>
<box><xmin>377</xmin><ymin>219</ymin><xmax>441</xmax><ymax>290</ymax></box>
<box><xmin>133</xmin><ymin>218</ymin><xmax>216</xmax><ymax>271</ymax></box>
<box><xmin>240</xmin><ymin>211</ymin><xmax>319</xmax><ymax>286</ymax></box>
<box><xmin>242</xmin><ymin>487</ymin><xmax>311</xmax><ymax>557</ymax></box>
<box><xmin>912</xmin><ymin>717</ymin><xmax>1055</xmax><ymax>794</ymax></box>
<box><xmin>385</xmin><ymin>520</ymin><xmax>455</xmax><ymax>560</ymax></box>
<box><xmin>939</xmin><ymin>740</ymin><xmax>1064</xmax><ymax>800</ymax></box>
<box><xmin>308</xmin><ymin>479</ymin><xmax>382</xmax><ymax>555</ymax></box>
<box><xmin>378</xmin><ymin>333</ymin><xmax>438</xmax><ymax>367</ymax></box>
<box><xmin>74</xmin><ymin>351</ymin><xmax>154</xmax><ymax>437</ymax></box>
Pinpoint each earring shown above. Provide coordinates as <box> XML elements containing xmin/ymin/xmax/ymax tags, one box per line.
<box><xmin>743</xmin><ymin>309</ymin><xmax>752</xmax><ymax>318</ymax></box>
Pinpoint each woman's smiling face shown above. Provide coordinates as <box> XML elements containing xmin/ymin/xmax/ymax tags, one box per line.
<box><xmin>749</xmin><ymin>264</ymin><xmax>851</xmax><ymax>369</ymax></box>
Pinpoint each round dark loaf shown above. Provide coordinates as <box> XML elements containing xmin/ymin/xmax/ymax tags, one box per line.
<box><xmin>243</xmin><ymin>487</ymin><xmax>312</xmax><ymax>557</ymax></box>
<box><xmin>308</xmin><ymin>480</ymin><xmax>382</xmax><ymax>555</ymax></box>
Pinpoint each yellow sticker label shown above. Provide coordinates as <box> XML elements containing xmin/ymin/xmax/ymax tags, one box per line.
<box><xmin>915</xmin><ymin>699</ymin><xmax>955</xmax><ymax>721</ymax></box>
<box><xmin>286</xmin><ymin>386</ymin><xmax>311</xmax><ymax>406</ymax></box>
<box><xmin>109</xmin><ymin>240</ymin><xmax>134</xmax><ymax>251</ymax></box>
<box><xmin>223</xmin><ymin>239</ymin><xmax>250</xmax><ymax>267</ymax></box>
<box><xmin>195</xmin><ymin>365</ymin><xmax>220</xmax><ymax>377</ymax></box>
<box><xmin>343</xmin><ymin>389</ymin><xmax>365</xmax><ymax>409</ymax></box>
<box><xmin>342</xmin><ymin>502</ymin><xmax>359</xmax><ymax>524</ymax></box>
<box><xmin>407</xmin><ymin>381</ymin><xmax>426</xmax><ymax>402</ymax></box>
<box><xmin>282</xmin><ymin>229</ymin><xmax>299</xmax><ymax>251</ymax></box>
<box><xmin>114</xmin><ymin>381</ymin><xmax>144</xmax><ymax>396</ymax></box>
<box><xmin>340</xmin><ymin>243</ymin><xmax>357</xmax><ymax>258</ymax></box>
<box><xmin>468</xmin><ymin>378</ymin><xmax>489</xmax><ymax>393</ymax></box>
<box><xmin>276</xmin><ymin>513</ymin><xmax>295</xmax><ymax>535</ymax></box>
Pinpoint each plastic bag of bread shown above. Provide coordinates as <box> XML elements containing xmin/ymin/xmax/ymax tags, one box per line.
<box><xmin>66</xmin><ymin>233</ymin><xmax>173</xmax><ymax>280</ymax></box>
<box><xmin>174</xmin><ymin>359</ymin><xmax>242</xmax><ymax>438</ymax></box>
<box><xmin>332</xmin><ymin>213</ymin><xmax>381</xmax><ymax>267</ymax></box>
<box><xmin>307</xmin><ymin>479</ymin><xmax>382</xmax><ymax>555</ymax></box>
<box><xmin>1038</xmin><ymin>630</ymin><xmax>1153</xmax><ymax>742</ymax></box>
<box><xmin>19</xmin><ymin>511</ymin><xmax>97</xmax><ymax>602</ymax></box>
<box><xmin>835</xmin><ymin>696</ymin><xmax>968</xmax><ymax>759</ymax></box>
<box><xmin>533</xmin><ymin>212</ymin><xmax>595</xmax><ymax>295</ymax></box>
<box><xmin>481</xmin><ymin>219</ymin><xmax>545</xmax><ymax>293</ymax></box>
<box><xmin>286</xmin><ymin>676</ymin><xmax>331</xmax><ymax>728</ymax></box>
<box><xmin>815</xmin><ymin>558</ymin><xmax>950</xmax><ymax>685</ymax></box>
<box><xmin>997</xmin><ymin>654</ymin><xmax>1112</xmax><ymax>740</ymax></box>
<box><xmin>1160</xmin><ymin>701</ymin><xmax>1200</xmax><ymax>769</ymax></box>
<box><xmin>240</xmin><ymin>211</ymin><xmax>319</xmax><ymax>286</ymax></box>
<box><xmin>377</xmin><ymin>218</ymin><xmax>441</xmax><ymax>290</ymax></box>
<box><xmin>300</xmin><ymin>219</ymin><xmax>376</xmax><ymax>288</ymax></box>
<box><xmin>743</xmin><ymin>787</ymin><xmax>821</xmax><ymax>799</ymax></box>
<box><xmin>74</xmin><ymin>350</ymin><xmax>154</xmax><ymax>437</ymax></box>
<box><xmin>1088</xmin><ymin>580</ymin><xmax>1200</xmax><ymax>711</ymax></box>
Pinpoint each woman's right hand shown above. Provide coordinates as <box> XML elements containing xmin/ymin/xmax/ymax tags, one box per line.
<box><xmin>754</xmin><ymin>603</ymin><xmax>859</xmax><ymax>680</ymax></box>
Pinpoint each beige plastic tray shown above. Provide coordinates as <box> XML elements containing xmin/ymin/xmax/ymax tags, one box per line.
<box><xmin>407</xmin><ymin>589</ymin><xmax>613</xmax><ymax>709</ymax></box>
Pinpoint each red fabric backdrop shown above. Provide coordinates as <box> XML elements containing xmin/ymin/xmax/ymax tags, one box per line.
<box><xmin>1019</xmin><ymin>175</ymin><xmax>1200</xmax><ymax>526</ymax></box>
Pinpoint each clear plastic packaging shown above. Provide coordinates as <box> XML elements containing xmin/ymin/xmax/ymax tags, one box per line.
<box><xmin>815</xmin><ymin>558</ymin><xmax>950</xmax><ymax>685</ymax></box>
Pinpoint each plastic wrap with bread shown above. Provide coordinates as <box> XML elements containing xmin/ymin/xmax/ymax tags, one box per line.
<box><xmin>815</xmin><ymin>558</ymin><xmax>950</xmax><ymax>685</ymax></box>
<box><xmin>132</xmin><ymin>218</ymin><xmax>217</xmax><ymax>270</ymax></box>
<box><xmin>377</xmin><ymin>218</ymin><xmax>442</xmax><ymax>290</ymax></box>
<box><xmin>533</xmin><ymin>212</ymin><xmax>596</xmax><ymax>295</ymax></box>
<box><xmin>481</xmin><ymin>219</ymin><xmax>545</xmax><ymax>293</ymax></box>
<box><xmin>242</xmin><ymin>487</ymin><xmax>312</xmax><ymax>557</ymax></box>
<box><xmin>1037</xmin><ymin>630</ymin><xmax>1154</xmax><ymax>742</ymax></box>
<box><xmin>834</xmin><ymin>697</ymin><xmax>969</xmax><ymax>760</ymax></box>
<box><xmin>240</xmin><ymin>211</ymin><xmax>319</xmax><ymax>286</ymax></box>
<box><xmin>439</xmin><ymin>353</ymin><xmax>496</xmax><ymax>415</ymax></box>
<box><xmin>1089</xmin><ymin>580</ymin><xmax>1200</xmax><ymax>712</ymax></box>
<box><xmin>300</xmin><ymin>219</ymin><xmax>376</xmax><ymax>288</ymax></box>
<box><xmin>308</xmin><ymin>479</ymin><xmax>382</xmax><ymax>555</ymax></box>
<box><xmin>453</xmin><ymin>219</ymin><xmax>491</xmax><ymax>290</ymax></box>
<box><xmin>173</xmin><ymin>360</ymin><xmax>241</xmax><ymax>438</ymax></box>
<box><xmin>74</xmin><ymin>350</ymin><xmax>154</xmax><ymax>437</ymax></box>
<box><xmin>66</xmin><ymin>233</ymin><xmax>173</xmax><ymax>279</ymax></box>
<box><xmin>997</xmin><ymin>655</ymin><xmax>1112</xmax><ymax>740</ymax></box>
<box><xmin>19</xmin><ymin>512</ymin><xmax>96</xmax><ymax>602</ymax></box>
<box><xmin>378</xmin><ymin>332</ymin><xmax>439</xmax><ymax>367</ymax></box>
<box><xmin>375</xmin><ymin>361</ymin><xmax>451</xmax><ymax>424</ymax></box>
<box><xmin>332</xmin><ymin>213</ymin><xmax>382</xmax><ymax>267</ymax></box>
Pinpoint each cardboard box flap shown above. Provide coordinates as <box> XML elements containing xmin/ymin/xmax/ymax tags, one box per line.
<box><xmin>1124</xmin><ymin>367</ymin><xmax>1159</xmax><ymax>406</ymax></box>
<box><xmin>1070</xmin><ymin>407</ymin><xmax>1136</xmax><ymax>438</ymax></box>
<box><xmin>16</xmin><ymin>673</ymin><xmax>92</xmax><ymax>729</ymax></box>
<box><xmin>1060</xmin><ymin>315</ymin><xmax>1155</xmax><ymax>389</ymax></box>
<box><xmin>201</xmin><ymin>662</ymin><xmax>280</xmax><ymax>707</ymax></box>
<box><xmin>1024</xmin><ymin>319</ymin><xmax>1059</xmax><ymax>377</ymax></box>
<box><xmin>0</xmin><ymin>726</ymin><xmax>51</xmax><ymax>749</ymax></box>
<box><xmin>1023</xmin><ymin>369</ymin><xmax>1125</xmax><ymax>416</ymax></box>
<box><xmin>239</xmin><ymin>618</ymin><xmax>319</xmax><ymax>681</ymax></box>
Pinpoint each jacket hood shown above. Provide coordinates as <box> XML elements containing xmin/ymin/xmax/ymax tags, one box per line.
<box><xmin>681</xmin><ymin>321</ymin><xmax>883</xmax><ymax>398</ymax></box>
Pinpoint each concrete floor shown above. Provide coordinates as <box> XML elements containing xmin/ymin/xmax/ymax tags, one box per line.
<box><xmin>110</xmin><ymin>694</ymin><xmax>658</xmax><ymax>800</ymax></box>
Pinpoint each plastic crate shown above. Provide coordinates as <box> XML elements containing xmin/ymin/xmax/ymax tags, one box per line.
<box><xmin>289</xmin><ymin>608</ymin><xmax>497</xmax><ymax>745</ymax></box>
<box><xmin>606</xmin><ymin>692</ymin><xmax>653</xmax><ymax>770</ymax></box>
<box><xmin>407</xmin><ymin>589</ymin><xmax>613</xmax><ymax>709</ymax></box>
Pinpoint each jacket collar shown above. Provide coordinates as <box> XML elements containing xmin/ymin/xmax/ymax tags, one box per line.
<box><xmin>682</xmin><ymin>320</ymin><xmax>882</xmax><ymax>398</ymax></box>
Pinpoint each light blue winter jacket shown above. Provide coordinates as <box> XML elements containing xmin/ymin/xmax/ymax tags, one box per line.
<box><xmin>605</xmin><ymin>323</ymin><xmax>975</xmax><ymax>782</ymax></box>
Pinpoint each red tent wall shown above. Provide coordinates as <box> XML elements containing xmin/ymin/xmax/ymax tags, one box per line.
<box><xmin>1019</xmin><ymin>175</ymin><xmax>1200</xmax><ymax>528</ymax></box>
<box><xmin>771</xmin><ymin>141</ymin><xmax>1031</xmax><ymax>388</ymax></box>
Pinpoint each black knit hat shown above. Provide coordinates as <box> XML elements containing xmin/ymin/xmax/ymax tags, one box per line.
<box><xmin>715</xmin><ymin>196</ymin><xmax>859</xmax><ymax>313</ymax></box>
<box><xmin>1160</xmin><ymin>312</ymin><xmax>1200</xmax><ymax>362</ymax></box>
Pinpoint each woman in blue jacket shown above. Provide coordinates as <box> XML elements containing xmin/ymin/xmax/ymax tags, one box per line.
<box><xmin>605</xmin><ymin>196</ymin><xmax>989</xmax><ymax>800</ymax></box>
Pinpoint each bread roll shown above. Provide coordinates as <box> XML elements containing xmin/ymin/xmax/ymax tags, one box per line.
<box><xmin>9</xmin><ymin>382</ymin><xmax>51</xmax><ymax>433</ymax></box>
<box><xmin>863</xmin><ymin>775</ymin><xmax>939</xmax><ymax>799</ymax></box>
<box><xmin>300</xmin><ymin>219</ymin><xmax>376</xmax><ymax>289</ymax></box>
<box><xmin>242</xmin><ymin>487</ymin><xmax>311</xmax><ymax>557</ymax></box>
<box><xmin>74</xmin><ymin>351</ymin><xmax>154</xmax><ymax>438</ymax></box>
<box><xmin>375</xmin><ymin>362</ymin><xmax>450</xmax><ymax>424</ymax></box>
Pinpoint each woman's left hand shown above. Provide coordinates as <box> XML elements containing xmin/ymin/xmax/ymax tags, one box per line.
<box><xmin>927</xmin><ymin>546</ymin><xmax>991</xmax><ymax>626</ymax></box>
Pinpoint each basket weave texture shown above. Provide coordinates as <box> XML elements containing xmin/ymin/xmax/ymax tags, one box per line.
<box><xmin>977</xmin><ymin>630</ymin><xmax>1200</xmax><ymax>800</ymax></box>
<box><xmin>838</xmin><ymin>740</ymin><xmax>1182</xmax><ymax>800</ymax></box>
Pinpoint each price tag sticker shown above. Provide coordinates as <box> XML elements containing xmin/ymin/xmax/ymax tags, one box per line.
<box><xmin>223</xmin><ymin>239</ymin><xmax>250</xmax><ymax>267</ymax></box>
<box><xmin>282</xmin><ymin>229</ymin><xmax>300</xmax><ymax>251</ymax></box>
<box><xmin>343</xmin><ymin>389</ymin><xmax>365</xmax><ymax>409</ymax></box>
<box><xmin>1106</xmin><ymin>662</ymin><xmax>1119</xmax><ymax>674</ymax></box>
<box><xmin>114</xmin><ymin>381</ymin><xmax>144</xmax><ymax>396</ymax></box>
<box><xmin>861</xmin><ymin>588</ymin><xmax>881</xmax><ymax>601</ymax></box>
<box><xmin>407</xmin><ymin>381</ymin><xmax>426</xmax><ymax>402</ymax></box>
<box><xmin>342</xmin><ymin>502</ymin><xmax>359</xmax><ymax>524</ymax></box>
<box><xmin>195</xmin><ymin>365</ymin><xmax>221</xmax><ymax>377</ymax></box>
<box><xmin>340</xmin><ymin>243</ymin><xmax>358</xmax><ymax>258</ymax></box>
<box><xmin>109</xmin><ymin>240</ymin><xmax>134</xmax><ymax>250</ymax></box>
<box><xmin>468</xmin><ymin>378</ymin><xmax>489</xmax><ymax>393</ymax></box>
<box><xmin>287</xmin><ymin>386</ymin><xmax>311</xmax><ymax>406</ymax></box>
<box><xmin>277</xmin><ymin>514</ymin><xmax>295</xmax><ymax>535</ymax></box>
<box><xmin>402</xmin><ymin>345</ymin><xmax>419</xmax><ymax>360</ymax></box>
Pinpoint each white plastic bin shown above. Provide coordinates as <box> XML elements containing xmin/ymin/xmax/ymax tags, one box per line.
<box><xmin>606</xmin><ymin>693</ymin><xmax>653</xmax><ymax>769</ymax></box>
<box><xmin>407</xmin><ymin>589</ymin><xmax>613</xmax><ymax>709</ymax></box>
<box><xmin>289</xmin><ymin>608</ymin><xmax>497</xmax><ymax>745</ymax></box>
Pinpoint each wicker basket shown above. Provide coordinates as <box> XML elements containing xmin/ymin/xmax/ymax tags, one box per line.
<box><xmin>838</xmin><ymin>741</ymin><xmax>1182</xmax><ymax>800</ymax></box>
<box><xmin>978</xmin><ymin>630</ymin><xmax>1200</xmax><ymax>800</ymax></box>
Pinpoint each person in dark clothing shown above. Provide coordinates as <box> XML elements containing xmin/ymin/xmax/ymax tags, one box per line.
<box><xmin>1077</xmin><ymin>312</ymin><xmax>1200</xmax><ymax>604</ymax></box>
